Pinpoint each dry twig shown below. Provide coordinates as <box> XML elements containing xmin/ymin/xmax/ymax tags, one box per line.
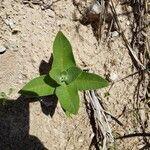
<box><xmin>87</xmin><ymin>90</ymin><xmax>114</xmax><ymax>150</ymax></box>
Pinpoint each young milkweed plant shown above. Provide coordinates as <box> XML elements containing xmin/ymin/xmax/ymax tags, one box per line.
<box><xmin>19</xmin><ymin>31</ymin><xmax>109</xmax><ymax>116</ymax></box>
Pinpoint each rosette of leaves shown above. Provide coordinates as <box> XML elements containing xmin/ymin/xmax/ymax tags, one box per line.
<box><xmin>19</xmin><ymin>31</ymin><xmax>109</xmax><ymax>115</ymax></box>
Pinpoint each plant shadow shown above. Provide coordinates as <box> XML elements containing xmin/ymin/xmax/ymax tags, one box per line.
<box><xmin>0</xmin><ymin>96</ymin><xmax>48</xmax><ymax>149</ymax></box>
<box><xmin>0</xmin><ymin>54</ymin><xmax>58</xmax><ymax>149</ymax></box>
<box><xmin>39</xmin><ymin>54</ymin><xmax>58</xmax><ymax>117</ymax></box>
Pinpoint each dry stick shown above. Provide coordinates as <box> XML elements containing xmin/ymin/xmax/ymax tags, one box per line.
<box><xmin>87</xmin><ymin>90</ymin><xmax>114</xmax><ymax>150</ymax></box>
<box><xmin>110</xmin><ymin>0</ymin><xmax>146</xmax><ymax>107</ymax></box>
<box><xmin>109</xmin><ymin>0</ymin><xmax>145</xmax><ymax>70</ymax></box>
<box><xmin>97</xmin><ymin>0</ymin><xmax>105</xmax><ymax>41</ymax></box>
<box><xmin>115</xmin><ymin>68</ymin><xmax>148</xmax><ymax>83</ymax></box>
<box><xmin>142</xmin><ymin>2</ymin><xmax>150</xmax><ymax>100</ymax></box>
<box><xmin>145</xmin><ymin>34</ymin><xmax>150</xmax><ymax>64</ymax></box>
<box><xmin>104</xmin><ymin>19</ymin><xmax>114</xmax><ymax>47</ymax></box>
<box><xmin>116</xmin><ymin>132</ymin><xmax>150</xmax><ymax>139</ymax></box>
<box><xmin>131</xmin><ymin>1</ymin><xmax>150</xmax><ymax>107</ymax></box>
<box><xmin>92</xmin><ymin>0</ymin><xmax>108</xmax><ymax>43</ymax></box>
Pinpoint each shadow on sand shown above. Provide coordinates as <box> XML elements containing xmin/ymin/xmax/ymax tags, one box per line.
<box><xmin>0</xmin><ymin>55</ymin><xmax>57</xmax><ymax>149</ymax></box>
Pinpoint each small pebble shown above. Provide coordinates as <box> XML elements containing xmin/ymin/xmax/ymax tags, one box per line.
<box><xmin>5</xmin><ymin>19</ymin><xmax>16</xmax><ymax>29</ymax></box>
<box><xmin>137</xmin><ymin>144</ymin><xmax>145</xmax><ymax>149</ymax></box>
<box><xmin>90</xmin><ymin>133</ymin><xmax>95</xmax><ymax>139</ymax></box>
<box><xmin>89</xmin><ymin>1</ymin><xmax>101</xmax><ymax>14</ymax></box>
<box><xmin>44</xmin><ymin>9</ymin><xmax>55</xmax><ymax>18</ymax></box>
<box><xmin>126</xmin><ymin>21</ymin><xmax>130</xmax><ymax>26</ymax></box>
<box><xmin>0</xmin><ymin>46</ymin><xmax>7</xmax><ymax>54</ymax></box>
<box><xmin>78</xmin><ymin>136</ymin><xmax>84</xmax><ymax>143</ymax></box>
<box><xmin>111</xmin><ymin>31</ymin><xmax>119</xmax><ymax>37</ymax></box>
<box><xmin>108</xmin><ymin>72</ymin><xmax>118</xmax><ymax>81</ymax></box>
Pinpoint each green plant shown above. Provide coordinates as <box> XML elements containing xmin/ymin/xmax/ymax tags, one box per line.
<box><xmin>19</xmin><ymin>31</ymin><xmax>109</xmax><ymax>115</ymax></box>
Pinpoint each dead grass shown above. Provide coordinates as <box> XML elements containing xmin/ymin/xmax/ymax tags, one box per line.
<box><xmin>75</xmin><ymin>0</ymin><xmax>150</xmax><ymax>149</ymax></box>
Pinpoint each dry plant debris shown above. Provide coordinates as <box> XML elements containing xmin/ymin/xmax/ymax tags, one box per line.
<box><xmin>74</xmin><ymin>0</ymin><xmax>150</xmax><ymax>149</ymax></box>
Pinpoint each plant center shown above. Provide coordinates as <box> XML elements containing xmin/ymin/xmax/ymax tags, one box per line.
<box><xmin>60</xmin><ymin>71</ymin><xmax>68</xmax><ymax>83</ymax></box>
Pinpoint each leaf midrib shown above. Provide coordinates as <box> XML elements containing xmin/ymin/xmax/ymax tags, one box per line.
<box><xmin>76</xmin><ymin>78</ymin><xmax>102</xmax><ymax>84</ymax></box>
<box><xmin>59</xmin><ymin>35</ymin><xmax>64</xmax><ymax>71</ymax></box>
<box><xmin>66</xmin><ymin>86</ymin><xmax>76</xmax><ymax>112</ymax></box>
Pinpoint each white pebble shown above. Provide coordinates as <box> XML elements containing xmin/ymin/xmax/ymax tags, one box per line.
<box><xmin>90</xmin><ymin>133</ymin><xmax>95</xmax><ymax>139</ymax></box>
<box><xmin>89</xmin><ymin>1</ymin><xmax>101</xmax><ymax>14</ymax></box>
<box><xmin>137</xmin><ymin>144</ymin><xmax>145</xmax><ymax>149</ymax></box>
<box><xmin>111</xmin><ymin>31</ymin><xmax>119</xmax><ymax>37</ymax></box>
<box><xmin>78</xmin><ymin>136</ymin><xmax>84</xmax><ymax>143</ymax></box>
<box><xmin>5</xmin><ymin>19</ymin><xmax>16</xmax><ymax>29</ymax></box>
<box><xmin>0</xmin><ymin>46</ymin><xmax>6</xmax><ymax>53</ymax></box>
<box><xmin>109</xmin><ymin>72</ymin><xmax>118</xmax><ymax>81</ymax></box>
<box><xmin>46</xmin><ymin>9</ymin><xmax>55</xmax><ymax>18</ymax></box>
<box><xmin>126</xmin><ymin>21</ymin><xmax>130</xmax><ymax>26</ymax></box>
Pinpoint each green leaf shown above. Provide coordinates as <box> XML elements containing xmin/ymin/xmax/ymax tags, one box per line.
<box><xmin>74</xmin><ymin>71</ymin><xmax>109</xmax><ymax>91</ymax></box>
<box><xmin>56</xmin><ymin>84</ymin><xmax>79</xmax><ymax>115</ymax></box>
<box><xmin>19</xmin><ymin>75</ymin><xmax>58</xmax><ymax>96</ymax></box>
<box><xmin>49</xmin><ymin>67</ymin><xmax>69</xmax><ymax>85</ymax></box>
<box><xmin>49</xmin><ymin>67</ymin><xmax>82</xmax><ymax>85</ymax></box>
<box><xmin>65</xmin><ymin>67</ymin><xmax>82</xmax><ymax>84</ymax></box>
<box><xmin>52</xmin><ymin>31</ymin><xmax>76</xmax><ymax>72</ymax></box>
<box><xmin>49</xmin><ymin>68</ymin><xmax>62</xmax><ymax>84</ymax></box>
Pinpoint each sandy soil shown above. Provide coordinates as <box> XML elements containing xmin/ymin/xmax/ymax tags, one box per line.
<box><xmin>0</xmin><ymin>0</ymin><xmax>149</xmax><ymax>149</ymax></box>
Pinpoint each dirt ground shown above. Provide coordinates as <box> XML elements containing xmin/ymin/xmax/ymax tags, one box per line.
<box><xmin>0</xmin><ymin>0</ymin><xmax>150</xmax><ymax>150</ymax></box>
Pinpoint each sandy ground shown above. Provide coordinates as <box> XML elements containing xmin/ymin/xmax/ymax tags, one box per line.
<box><xmin>0</xmin><ymin>0</ymin><xmax>150</xmax><ymax>149</ymax></box>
